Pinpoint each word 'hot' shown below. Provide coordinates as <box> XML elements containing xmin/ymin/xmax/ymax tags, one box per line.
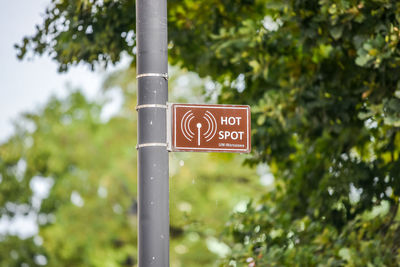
<box><xmin>221</xmin><ymin>116</ymin><xmax>242</xmax><ymax>126</ymax></box>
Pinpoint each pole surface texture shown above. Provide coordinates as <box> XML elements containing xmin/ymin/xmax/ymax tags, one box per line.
<box><xmin>136</xmin><ymin>0</ymin><xmax>169</xmax><ymax>266</ymax></box>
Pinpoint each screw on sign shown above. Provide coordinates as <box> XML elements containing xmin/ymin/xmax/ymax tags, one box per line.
<box><xmin>168</xmin><ymin>103</ymin><xmax>251</xmax><ymax>153</ymax></box>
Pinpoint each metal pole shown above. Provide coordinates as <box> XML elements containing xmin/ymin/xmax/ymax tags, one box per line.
<box><xmin>136</xmin><ymin>0</ymin><xmax>169</xmax><ymax>266</ymax></box>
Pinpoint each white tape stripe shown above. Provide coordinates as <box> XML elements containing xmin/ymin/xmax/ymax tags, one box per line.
<box><xmin>136</xmin><ymin>104</ymin><xmax>168</xmax><ymax>111</ymax></box>
<box><xmin>136</xmin><ymin>143</ymin><xmax>168</xmax><ymax>149</ymax></box>
<box><xmin>136</xmin><ymin>73</ymin><xmax>168</xmax><ymax>80</ymax></box>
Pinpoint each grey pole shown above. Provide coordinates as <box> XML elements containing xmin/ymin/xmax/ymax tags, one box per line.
<box><xmin>136</xmin><ymin>0</ymin><xmax>169</xmax><ymax>266</ymax></box>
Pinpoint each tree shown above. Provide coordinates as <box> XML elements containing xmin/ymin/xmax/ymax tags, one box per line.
<box><xmin>16</xmin><ymin>0</ymin><xmax>400</xmax><ymax>266</ymax></box>
<box><xmin>0</xmin><ymin>66</ymin><xmax>260</xmax><ymax>267</ymax></box>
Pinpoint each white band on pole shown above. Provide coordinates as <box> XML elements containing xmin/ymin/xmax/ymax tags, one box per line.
<box><xmin>136</xmin><ymin>143</ymin><xmax>168</xmax><ymax>149</ymax></box>
<box><xmin>135</xmin><ymin>104</ymin><xmax>168</xmax><ymax>111</ymax></box>
<box><xmin>136</xmin><ymin>73</ymin><xmax>168</xmax><ymax>80</ymax></box>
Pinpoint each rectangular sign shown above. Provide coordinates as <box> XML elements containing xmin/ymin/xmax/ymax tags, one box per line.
<box><xmin>168</xmin><ymin>103</ymin><xmax>251</xmax><ymax>153</ymax></box>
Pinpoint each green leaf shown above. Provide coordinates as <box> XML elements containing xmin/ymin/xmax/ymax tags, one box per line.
<box><xmin>330</xmin><ymin>26</ymin><xmax>343</xmax><ymax>40</ymax></box>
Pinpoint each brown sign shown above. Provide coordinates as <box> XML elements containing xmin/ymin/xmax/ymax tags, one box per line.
<box><xmin>168</xmin><ymin>103</ymin><xmax>251</xmax><ymax>153</ymax></box>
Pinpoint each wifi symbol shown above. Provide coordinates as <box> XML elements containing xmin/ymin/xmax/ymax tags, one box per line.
<box><xmin>181</xmin><ymin>110</ymin><xmax>218</xmax><ymax>146</ymax></box>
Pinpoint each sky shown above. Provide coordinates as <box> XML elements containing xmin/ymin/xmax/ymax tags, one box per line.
<box><xmin>0</xmin><ymin>0</ymin><xmax>123</xmax><ymax>142</ymax></box>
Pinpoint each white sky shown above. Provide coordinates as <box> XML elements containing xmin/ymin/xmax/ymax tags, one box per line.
<box><xmin>0</xmin><ymin>0</ymin><xmax>117</xmax><ymax>142</ymax></box>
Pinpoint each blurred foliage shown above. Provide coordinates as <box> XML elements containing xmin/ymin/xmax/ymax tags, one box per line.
<box><xmin>0</xmin><ymin>67</ymin><xmax>260</xmax><ymax>267</ymax></box>
<box><xmin>14</xmin><ymin>0</ymin><xmax>400</xmax><ymax>266</ymax></box>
